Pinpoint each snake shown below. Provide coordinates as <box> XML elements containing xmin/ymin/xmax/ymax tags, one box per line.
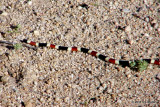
<box><xmin>21</xmin><ymin>39</ymin><xmax>160</xmax><ymax>71</ymax></box>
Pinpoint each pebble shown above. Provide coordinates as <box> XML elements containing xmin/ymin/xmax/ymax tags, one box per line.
<box><xmin>102</xmin><ymin>83</ymin><xmax>107</xmax><ymax>88</ymax></box>
<box><xmin>156</xmin><ymin>73</ymin><xmax>160</xmax><ymax>80</ymax></box>
<box><xmin>34</xmin><ymin>30</ymin><xmax>40</xmax><ymax>36</ymax></box>
<box><xmin>117</xmin><ymin>99</ymin><xmax>122</xmax><ymax>103</ymax></box>
<box><xmin>99</xmin><ymin>86</ymin><xmax>104</xmax><ymax>92</ymax></box>
<box><xmin>110</xmin><ymin>79</ymin><xmax>115</xmax><ymax>87</ymax></box>
<box><xmin>1</xmin><ymin>76</ymin><xmax>9</xmax><ymax>84</ymax></box>
<box><xmin>111</xmin><ymin>94</ymin><xmax>116</xmax><ymax>100</ymax></box>
<box><xmin>25</xmin><ymin>100</ymin><xmax>33</xmax><ymax>107</ymax></box>
<box><xmin>122</xmin><ymin>9</ymin><xmax>130</xmax><ymax>13</ymax></box>
<box><xmin>144</xmin><ymin>33</ymin><xmax>149</xmax><ymax>37</ymax></box>
<box><xmin>46</xmin><ymin>89</ymin><xmax>51</xmax><ymax>93</ymax></box>
<box><xmin>78</xmin><ymin>6</ymin><xmax>82</xmax><ymax>10</ymax></box>
<box><xmin>144</xmin><ymin>17</ymin><xmax>150</xmax><ymax>22</ymax></box>
<box><xmin>152</xmin><ymin>23</ymin><xmax>158</xmax><ymax>29</ymax></box>
<box><xmin>126</xmin><ymin>39</ymin><xmax>133</xmax><ymax>45</ymax></box>
<box><xmin>148</xmin><ymin>26</ymin><xmax>153</xmax><ymax>31</ymax></box>
<box><xmin>68</xmin><ymin>84</ymin><xmax>72</xmax><ymax>88</ymax></box>
<box><xmin>158</xmin><ymin>28</ymin><xmax>160</xmax><ymax>34</ymax></box>
<box><xmin>110</xmin><ymin>28</ymin><xmax>115</xmax><ymax>32</ymax></box>
<box><xmin>103</xmin><ymin>15</ymin><xmax>108</xmax><ymax>20</ymax></box>
<box><xmin>1</xmin><ymin>0</ymin><xmax>159</xmax><ymax>106</ymax></box>
<box><xmin>40</xmin><ymin>97</ymin><xmax>44</xmax><ymax>103</ymax></box>
<box><xmin>64</xmin><ymin>97</ymin><xmax>69</xmax><ymax>102</ymax></box>
<box><xmin>107</xmin><ymin>89</ymin><xmax>112</xmax><ymax>93</ymax></box>
<box><xmin>151</xmin><ymin>19</ymin><xmax>157</xmax><ymax>24</ymax></box>
<box><xmin>28</xmin><ymin>1</ymin><xmax>32</xmax><ymax>5</ymax></box>
<box><xmin>125</xmin><ymin>26</ymin><xmax>131</xmax><ymax>33</ymax></box>
<box><xmin>0</xmin><ymin>11</ymin><xmax>8</xmax><ymax>16</ymax></box>
<box><xmin>55</xmin><ymin>97</ymin><xmax>60</xmax><ymax>102</ymax></box>
<box><xmin>0</xmin><ymin>54</ymin><xmax>7</xmax><ymax>61</ymax></box>
<box><xmin>127</xmin><ymin>74</ymin><xmax>131</xmax><ymax>78</ymax></box>
<box><xmin>72</xmin><ymin>84</ymin><xmax>78</xmax><ymax>88</ymax></box>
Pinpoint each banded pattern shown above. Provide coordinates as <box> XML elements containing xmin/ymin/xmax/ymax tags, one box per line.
<box><xmin>21</xmin><ymin>39</ymin><xmax>160</xmax><ymax>67</ymax></box>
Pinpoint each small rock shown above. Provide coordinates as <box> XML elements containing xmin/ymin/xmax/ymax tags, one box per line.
<box><xmin>34</xmin><ymin>30</ymin><xmax>40</xmax><ymax>36</ymax></box>
<box><xmin>127</xmin><ymin>74</ymin><xmax>131</xmax><ymax>78</ymax></box>
<box><xmin>102</xmin><ymin>83</ymin><xmax>107</xmax><ymax>88</ymax></box>
<box><xmin>126</xmin><ymin>39</ymin><xmax>133</xmax><ymax>45</ymax></box>
<box><xmin>0</xmin><ymin>11</ymin><xmax>8</xmax><ymax>16</ymax></box>
<box><xmin>40</xmin><ymin>97</ymin><xmax>44</xmax><ymax>103</ymax></box>
<box><xmin>144</xmin><ymin>17</ymin><xmax>150</xmax><ymax>22</ymax></box>
<box><xmin>0</xmin><ymin>54</ymin><xmax>7</xmax><ymax>61</ymax></box>
<box><xmin>64</xmin><ymin>97</ymin><xmax>69</xmax><ymax>102</ymax></box>
<box><xmin>152</xmin><ymin>23</ymin><xmax>158</xmax><ymax>29</ymax></box>
<box><xmin>117</xmin><ymin>99</ymin><xmax>122</xmax><ymax>103</ymax></box>
<box><xmin>110</xmin><ymin>28</ymin><xmax>115</xmax><ymax>32</ymax></box>
<box><xmin>25</xmin><ymin>100</ymin><xmax>33</xmax><ymax>107</ymax></box>
<box><xmin>158</xmin><ymin>28</ymin><xmax>160</xmax><ymax>35</ymax></box>
<box><xmin>156</xmin><ymin>73</ymin><xmax>160</xmax><ymax>80</ymax></box>
<box><xmin>72</xmin><ymin>84</ymin><xmax>78</xmax><ymax>88</ymax></box>
<box><xmin>28</xmin><ymin>1</ymin><xmax>32</xmax><ymax>5</ymax></box>
<box><xmin>99</xmin><ymin>86</ymin><xmax>104</xmax><ymax>92</ymax></box>
<box><xmin>1</xmin><ymin>76</ymin><xmax>9</xmax><ymax>84</ymax></box>
<box><xmin>68</xmin><ymin>84</ymin><xmax>72</xmax><ymax>87</ymax></box>
<box><xmin>111</xmin><ymin>94</ymin><xmax>116</xmax><ymax>100</ymax></box>
<box><xmin>55</xmin><ymin>97</ymin><xmax>60</xmax><ymax>101</ymax></box>
<box><xmin>122</xmin><ymin>9</ymin><xmax>130</xmax><ymax>13</ymax></box>
<box><xmin>148</xmin><ymin>26</ymin><xmax>153</xmax><ymax>31</ymax></box>
<box><xmin>46</xmin><ymin>89</ymin><xmax>51</xmax><ymax>93</ymax></box>
<box><xmin>151</xmin><ymin>19</ymin><xmax>157</xmax><ymax>24</ymax></box>
<box><xmin>125</xmin><ymin>26</ymin><xmax>131</xmax><ymax>33</ymax></box>
<box><xmin>103</xmin><ymin>15</ymin><xmax>108</xmax><ymax>20</ymax></box>
<box><xmin>78</xmin><ymin>6</ymin><xmax>82</xmax><ymax>10</ymax></box>
<box><xmin>107</xmin><ymin>89</ymin><xmax>112</xmax><ymax>93</ymax></box>
<box><xmin>144</xmin><ymin>33</ymin><xmax>149</xmax><ymax>37</ymax></box>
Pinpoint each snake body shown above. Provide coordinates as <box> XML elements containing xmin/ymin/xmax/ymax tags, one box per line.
<box><xmin>21</xmin><ymin>39</ymin><xmax>160</xmax><ymax>70</ymax></box>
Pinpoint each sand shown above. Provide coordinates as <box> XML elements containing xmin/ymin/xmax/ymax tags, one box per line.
<box><xmin>0</xmin><ymin>0</ymin><xmax>160</xmax><ymax>106</ymax></box>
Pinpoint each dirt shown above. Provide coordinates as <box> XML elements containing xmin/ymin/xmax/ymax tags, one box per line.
<box><xmin>0</xmin><ymin>0</ymin><xmax>160</xmax><ymax>106</ymax></box>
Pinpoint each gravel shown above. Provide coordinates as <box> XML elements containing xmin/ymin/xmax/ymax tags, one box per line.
<box><xmin>0</xmin><ymin>0</ymin><xmax>160</xmax><ymax>106</ymax></box>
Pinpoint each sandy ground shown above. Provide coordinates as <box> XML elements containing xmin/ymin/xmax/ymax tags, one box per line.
<box><xmin>0</xmin><ymin>0</ymin><xmax>160</xmax><ymax>106</ymax></box>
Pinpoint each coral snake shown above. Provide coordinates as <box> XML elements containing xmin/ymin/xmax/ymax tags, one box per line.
<box><xmin>21</xmin><ymin>39</ymin><xmax>159</xmax><ymax>71</ymax></box>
